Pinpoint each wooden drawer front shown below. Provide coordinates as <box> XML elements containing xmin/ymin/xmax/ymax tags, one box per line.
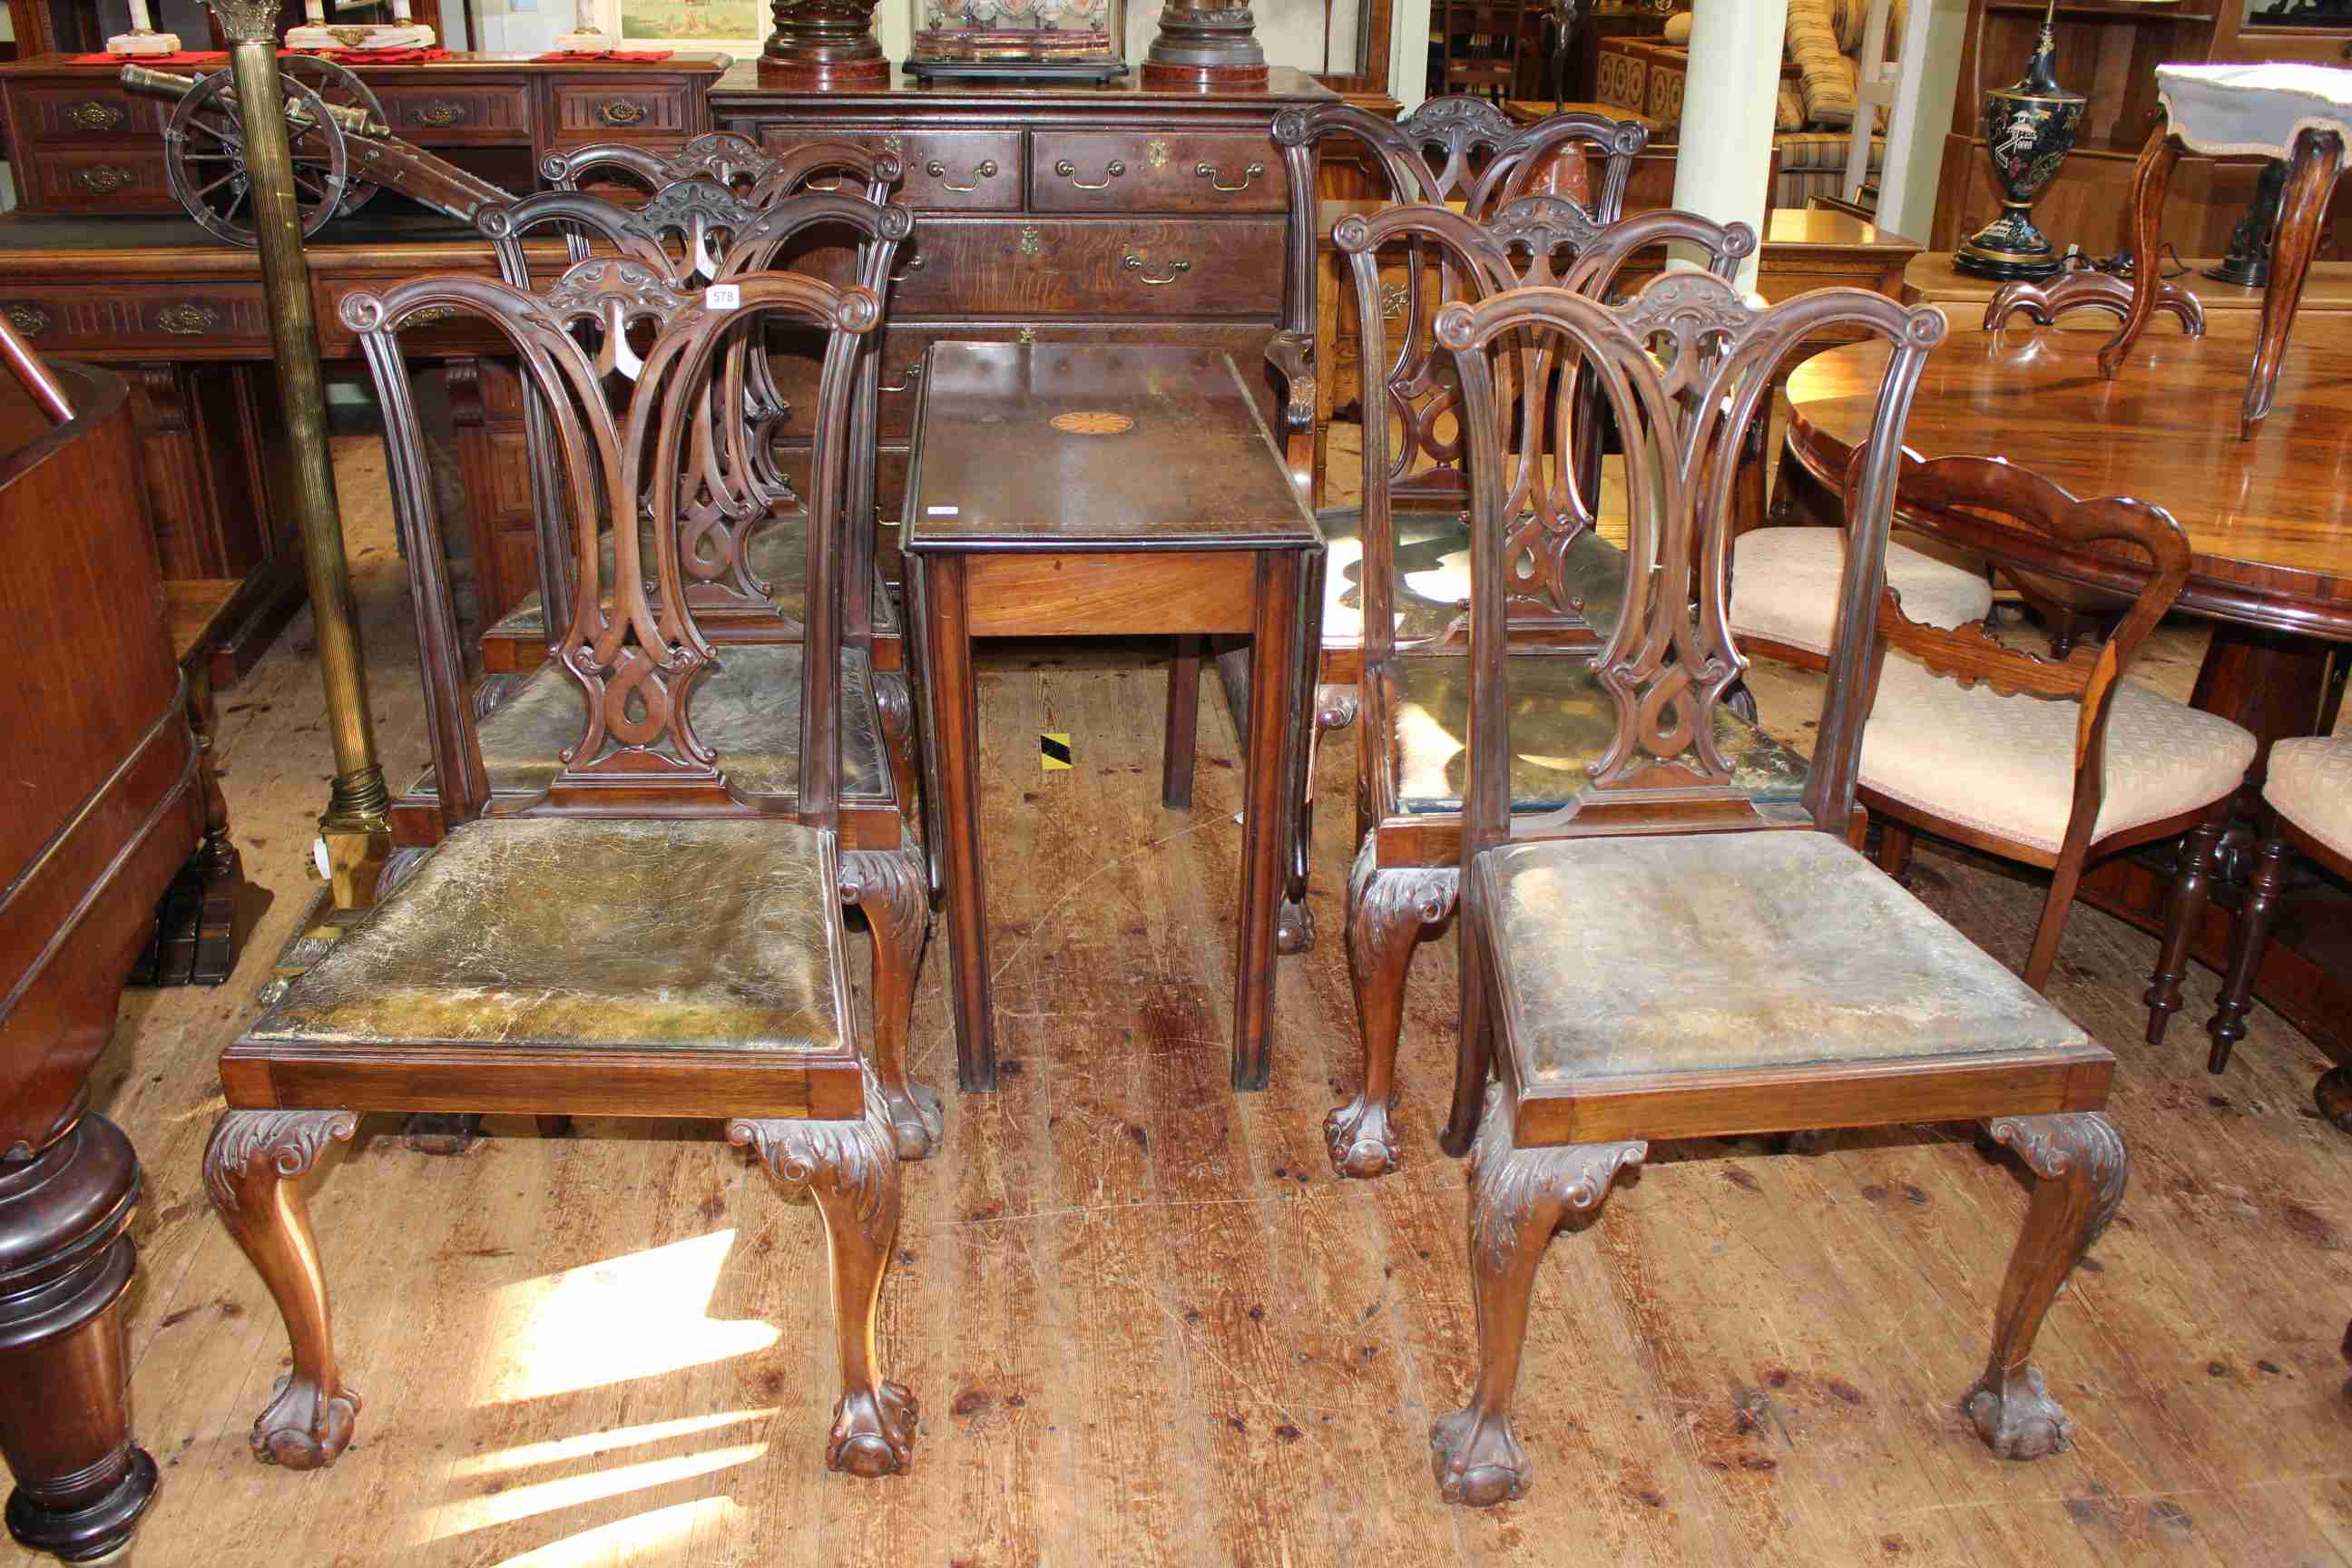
<box><xmin>314</xmin><ymin>281</ymin><xmax>511</xmax><ymax>358</ymax></box>
<box><xmin>1029</xmin><ymin>132</ymin><xmax>1285</xmax><ymax>214</ymax></box>
<box><xmin>0</xmin><ymin>286</ymin><xmax>268</xmax><ymax>352</ymax></box>
<box><xmin>21</xmin><ymin>150</ymin><xmax>177</xmax><ymax>212</ymax></box>
<box><xmin>549</xmin><ymin>78</ymin><xmax>696</xmax><ymax>143</ymax></box>
<box><xmin>12</xmin><ymin>84</ymin><xmax>166</xmax><ymax>144</ymax></box>
<box><xmin>759</xmin><ymin>127</ymin><xmax>1023</xmax><ymax>211</ymax></box>
<box><xmin>882</xmin><ymin>219</ymin><xmax>1286</xmax><ymax>318</ymax></box>
<box><xmin>775</xmin><ymin>442</ymin><xmax>912</xmax><ymax>526</ymax></box>
<box><xmin>374</xmin><ymin>81</ymin><xmax>533</xmax><ymax>145</ymax></box>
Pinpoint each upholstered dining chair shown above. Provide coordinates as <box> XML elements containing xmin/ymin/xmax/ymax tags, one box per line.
<box><xmin>2200</xmin><ymin>736</ymin><xmax>2352</xmax><ymax>1075</ymax></box>
<box><xmin>385</xmin><ymin>234</ymin><xmax>940</xmax><ymax>1164</ymax></box>
<box><xmin>1320</xmin><ymin>200</ymin><xmax>1763</xmax><ymax>1181</ymax></box>
<box><xmin>1847</xmin><ymin>455</ymin><xmax>2256</xmax><ymax>1012</ymax></box>
<box><xmin>204</xmin><ymin>267</ymin><xmax>918</xmax><ymax>1483</ymax></box>
<box><xmin>1426</xmin><ymin>274</ymin><xmax>2125</xmax><ymax>1508</ymax></box>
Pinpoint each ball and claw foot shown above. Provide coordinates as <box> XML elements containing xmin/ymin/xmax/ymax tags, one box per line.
<box><xmin>884</xmin><ymin>1082</ymin><xmax>946</xmax><ymax>1162</ymax></box>
<box><xmin>828</xmin><ymin>1381</ymin><xmax>918</xmax><ymax>1477</ymax></box>
<box><xmin>250</xmin><ymin>1370</ymin><xmax>361</xmax><ymax>1470</ymax></box>
<box><xmin>1430</xmin><ymin>1406</ymin><xmax>1530</xmax><ymax>1507</ymax></box>
<box><xmin>1967</xmin><ymin>1364</ymin><xmax>2073</xmax><ymax>1460</ymax></box>
<box><xmin>2317</xmin><ymin>1067</ymin><xmax>2352</xmax><ymax>1134</ymax></box>
<box><xmin>1276</xmin><ymin>896</ymin><xmax>1316</xmax><ymax>956</ymax></box>
<box><xmin>1324</xmin><ymin>1094</ymin><xmax>1397</xmax><ymax>1179</ymax></box>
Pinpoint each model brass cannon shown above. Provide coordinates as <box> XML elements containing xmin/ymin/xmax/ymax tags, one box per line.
<box><xmin>122</xmin><ymin>58</ymin><xmax>517</xmax><ymax>246</ymax></box>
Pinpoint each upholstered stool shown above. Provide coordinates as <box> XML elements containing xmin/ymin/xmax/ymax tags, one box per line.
<box><xmin>2102</xmin><ymin>63</ymin><xmax>2352</xmax><ymax>436</ymax></box>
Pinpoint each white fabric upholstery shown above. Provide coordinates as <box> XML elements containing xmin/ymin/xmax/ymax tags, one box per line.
<box><xmin>1860</xmin><ymin>656</ymin><xmax>2257</xmax><ymax>856</ymax></box>
<box><xmin>2266</xmin><ymin>736</ymin><xmax>2352</xmax><ymax>864</ymax></box>
<box><xmin>1730</xmin><ymin>525</ymin><xmax>1994</xmax><ymax>658</ymax></box>
<box><xmin>2157</xmin><ymin>63</ymin><xmax>2352</xmax><ymax>159</ymax></box>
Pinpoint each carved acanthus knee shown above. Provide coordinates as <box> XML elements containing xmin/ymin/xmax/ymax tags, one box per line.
<box><xmin>840</xmin><ymin>843</ymin><xmax>943</xmax><ymax>1161</ymax></box>
<box><xmin>1327</xmin><ymin>838</ymin><xmax>1457</xmax><ymax>1180</ymax></box>
<box><xmin>1967</xmin><ymin>1112</ymin><xmax>2127</xmax><ymax>1461</ymax></box>
<box><xmin>203</xmin><ymin>1109</ymin><xmax>362</xmax><ymax>1471</ymax></box>
<box><xmin>730</xmin><ymin>1077</ymin><xmax>916</xmax><ymax>1478</ymax></box>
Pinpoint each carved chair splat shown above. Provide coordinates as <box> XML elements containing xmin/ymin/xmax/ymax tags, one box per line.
<box><xmin>1421</xmin><ymin>275</ymin><xmax>2123</xmax><ymax>1506</ymax></box>
<box><xmin>209</xmin><ymin>270</ymin><xmax>923</xmax><ymax>1483</ymax></box>
<box><xmin>1847</xmin><ymin>454</ymin><xmax>2254</xmax><ymax>1015</ymax></box>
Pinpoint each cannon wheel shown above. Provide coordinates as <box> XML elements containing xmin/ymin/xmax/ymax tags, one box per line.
<box><xmin>281</xmin><ymin>56</ymin><xmax>387</xmax><ymax>218</ymax></box>
<box><xmin>163</xmin><ymin>67</ymin><xmax>351</xmax><ymax>249</ymax></box>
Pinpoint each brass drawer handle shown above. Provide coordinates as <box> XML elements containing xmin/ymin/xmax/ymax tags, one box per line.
<box><xmin>74</xmin><ymin>164</ymin><xmax>133</xmax><ymax>195</ymax></box>
<box><xmin>926</xmin><ymin>157</ymin><xmax>997</xmax><ymax>191</ymax></box>
<box><xmin>417</xmin><ymin>101</ymin><xmax>466</xmax><ymax>126</ymax></box>
<box><xmin>1122</xmin><ymin>253</ymin><xmax>1191</xmax><ymax>285</ymax></box>
<box><xmin>154</xmin><ymin>302</ymin><xmax>220</xmax><ymax>335</ymax></box>
<box><xmin>1195</xmin><ymin>160</ymin><xmax>1264</xmax><ymax>192</ymax></box>
<box><xmin>599</xmin><ymin>99</ymin><xmax>647</xmax><ymax>127</ymax></box>
<box><xmin>5</xmin><ymin>304</ymin><xmax>52</xmax><ymax>337</ymax></box>
<box><xmin>887</xmin><ymin>254</ymin><xmax>927</xmax><ymax>285</ymax></box>
<box><xmin>68</xmin><ymin>100</ymin><xmax>125</xmax><ymax>131</ymax></box>
<box><xmin>880</xmin><ymin>361</ymin><xmax>923</xmax><ymax>395</ymax></box>
<box><xmin>1053</xmin><ymin>157</ymin><xmax>1125</xmax><ymax>189</ymax></box>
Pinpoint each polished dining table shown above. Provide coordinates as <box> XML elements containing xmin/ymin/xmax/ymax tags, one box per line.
<box><xmin>1785</xmin><ymin>323</ymin><xmax>2352</xmax><ymax>1119</ymax></box>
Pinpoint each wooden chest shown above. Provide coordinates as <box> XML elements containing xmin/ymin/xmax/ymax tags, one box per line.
<box><xmin>710</xmin><ymin>64</ymin><xmax>1333</xmax><ymax>534</ymax></box>
<box><xmin>0</xmin><ymin>52</ymin><xmax>732</xmax><ymax>218</ymax></box>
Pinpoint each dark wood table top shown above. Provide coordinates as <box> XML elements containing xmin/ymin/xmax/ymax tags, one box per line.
<box><xmin>904</xmin><ymin>343</ymin><xmax>1320</xmax><ymax>554</ymax></box>
<box><xmin>1785</xmin><ymin>325</ymin><xmax>2352</xmax><ymax>640</ymax></box>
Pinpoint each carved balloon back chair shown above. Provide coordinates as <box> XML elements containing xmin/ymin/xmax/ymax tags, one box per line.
<box><xmin>1421</xmin><ymin>275</ymin><xmax>2124</xmax><ymax>1508</ymax></box>
<box><xmin>384</xmin><ymin>245</ymin><xmax>940</xmax><ymax>1163</ymax></box>
<box><xmin>202</xmin><ymin>268</ymin><xmax>923</xmax><ymax>1488</ymax></box>
<box><xmin>1845</xmin><ymin>453</ymin><xmax>2254</xmax><ymax>1021</ymax></box>
<box><xmin>1319</xmin><ymin>203</ymin><xmax>1760</xmax><ymax>1181</ymax></box>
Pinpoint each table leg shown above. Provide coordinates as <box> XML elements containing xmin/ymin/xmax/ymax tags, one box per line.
<box><xmin>1163</xmin><ymin>634</ymin><xmax>1202</xmax><ymax>810</ymax></box>
<box><xmin>2099</xmin><ymin>126</ymin><xmax>2180</xmax><ymax>381</ymax></box>
<box><xmin>2243</xmin><ymin>129</ymin><xmax>2345</xmax><ymax>440</ymax></box>
<box><xmin>1233</xmin><ymin>549</ymin><xmax>1305</xmax><ymax>1091</ymax></box>
<box><xmin>925</xmin><ymin>555</ymin><xmax>996</xmax><ymax>1093</ymax></box>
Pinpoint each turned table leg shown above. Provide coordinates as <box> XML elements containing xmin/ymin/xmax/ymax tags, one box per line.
<box><xmin>0</xmin><ymin>1116</ymin><xmax>157</xmax><ymax>1563</ymax></box>
<box><xmin>203</xmin><ymin>1109</ymin><xmax>362</xmax><ymax>1470</ymax></box>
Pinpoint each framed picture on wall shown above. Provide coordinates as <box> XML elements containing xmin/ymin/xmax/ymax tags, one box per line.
<box><xmin>585</xmin><ymin>0</ymin><xmax>768</xmax><ymax>57</ymax></box>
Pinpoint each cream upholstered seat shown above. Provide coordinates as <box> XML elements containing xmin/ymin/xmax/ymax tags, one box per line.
<box><xmin>245</xmin><ymin>817</ymin><xmax>849</xmax><ymax>1055</ymax></box>
<box><xmin>2265</xmin><ymin>735</ymin><xmax>2352</xmax><ymax>860</ymax></box>
<box><xmin>1731</xmin><ymin>527</ymin><xmax>1993</xmax><ymax>658</ymax></box>
<box><xmin>1859</xmin><ymin>655</ymin><xmax>2255</xmax><ymax>856</ymax></box>
<box><xmin>444</xmin><ymin>642</ymin><xmax>894</xmax><ymax>803</ymax></box>
<box><xmin>1481</xmin><ymin>830</ymin><xmax>2090</xmax><ymax>1083</ymax></box>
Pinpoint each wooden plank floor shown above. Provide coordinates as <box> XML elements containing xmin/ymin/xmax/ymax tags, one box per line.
<box><xmin>28</xmin><ymin>433</ymin><xmax>2352</xmax><ymax>1568</ymax></box>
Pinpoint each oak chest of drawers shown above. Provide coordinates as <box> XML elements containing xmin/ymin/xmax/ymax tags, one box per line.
<box><xmin>710</xmin><ymin>64</ymin><xmax>1333</xmax><ymax>533</ymax></box>
<box><xmin>0</xmin><ymin>52</ymin><xmax>731</xmax><ymax>218</ymax></box>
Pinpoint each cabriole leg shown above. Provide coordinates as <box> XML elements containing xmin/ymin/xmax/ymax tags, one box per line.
<box><xmin>1326</xmin><ymin>838</ymin><xmax>1455</xmax><ymax>1179</ymax></box>
<box><xmin>1967</xmin><ymin>1112</ymin><xmax>2127</xmax><ymax>1460</ymax></box>
<box><xmin>203</xmin><ymin>1109</ymin><xmax>362</xmax><ymax>1470</ymax></box>
<box><xmin>1432</xmin><ymin>1083</ymin><xmax>1645</xmax><ymax>1506</ymax></box>
<box><xmin>730</xmin><ymin>1081</ymin><xmax>916</xmax><ymax>1478</ymax></box>
<box><xmin>842</xmin><ymin>842</ymin><xmax>944</xmax><ymax>1161</ymax></box>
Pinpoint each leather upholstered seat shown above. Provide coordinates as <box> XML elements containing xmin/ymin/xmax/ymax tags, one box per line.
<box><xmin>1392</xmin><ymin>652</ymin><xmax>1810</xmax><ymax>815</ymax></box>
<box><xmin>1478</xmin><ymin>829</ymin><xmax>2090</xmax><ymax>1084</ymax></box>
<box><xmin>243</xmin><ymin>816</ymin><xmax>849</xmax><ymax>1056</ymax></box>
<box><xmin>455</xmin><ymin>642</ymin><xmax>894</xmax><ymax>803</ymax></box>
<box><xmin>1321</xmin><ymin>508</ymin><xmax>1630</xmax><ymax>648</ymax></box>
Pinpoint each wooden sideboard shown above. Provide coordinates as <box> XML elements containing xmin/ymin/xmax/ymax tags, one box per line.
<box><xmin>0</xmin><ymin>213</ymin><xmax>563</xmax><ymax>681</ymax></box>
<box><xmin>0</xmin><ymin>52</ymin><xmax>731</xmax><ymax>219</ymax></box>
<box><xmin>710</xmin><ymin>64</ymin><xmax>1335</xmax><ymax>543</ymax></box>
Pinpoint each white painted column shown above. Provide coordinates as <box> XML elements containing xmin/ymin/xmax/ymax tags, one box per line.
<box><xmin>1670</xmin><ymin>0</ymin><xmax>1790</xmax><ymax>289</ymax></box>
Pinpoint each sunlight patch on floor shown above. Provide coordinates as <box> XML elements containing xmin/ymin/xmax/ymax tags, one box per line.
<box><xmin>478</xmin><ymin>1230</ymin><xmax>779</xmax><ymax>1402</ymax></box>
<box><xmin>450</xmin><ymin>1409</ymin><xmax>779</xmax><ymax>1480</ymax></box>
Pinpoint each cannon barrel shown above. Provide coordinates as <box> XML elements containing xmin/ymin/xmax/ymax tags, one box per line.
<box><xmin>120</xmin><ymin>63</ymin><xmax>389</xmax><ymax>138</ymax></box>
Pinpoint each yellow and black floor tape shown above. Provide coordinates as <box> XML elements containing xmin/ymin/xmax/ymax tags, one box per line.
<box><xmin>1040</xmin><ymin>732</ymin><xmax>1073</xmax><ymax>770</ymax></box>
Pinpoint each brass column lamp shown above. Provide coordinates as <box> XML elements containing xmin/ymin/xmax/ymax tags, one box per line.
<box><xmin>209</xmin><ymin>0</ymin><xmax>394</xmax><ymax>909</ymax></box>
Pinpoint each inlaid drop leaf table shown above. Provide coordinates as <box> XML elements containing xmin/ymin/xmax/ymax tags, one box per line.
<box><xmin>904</xmin><ymin>342</ymin><xmax>1322</xmax><ymax>1093</ymax></box>
<box><xmin>1786</xmin><ymin>324</ymin><xmax>2352</xmax><ymax>1120</ymax></box>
